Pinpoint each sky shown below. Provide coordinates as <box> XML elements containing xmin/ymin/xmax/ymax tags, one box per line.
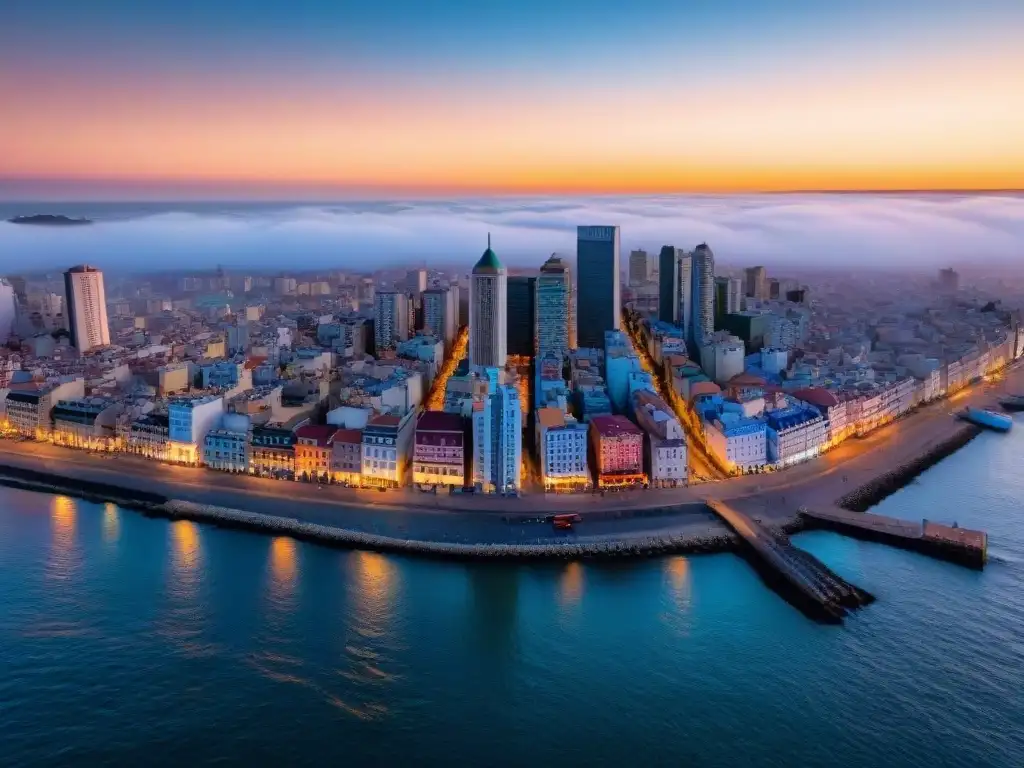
<box><xmin>1</xmin><ymin>1</ymin><xmax>1023</xmax><ymax>198</ymax></box>
<box><xmin>1</xmin><ymin>194</ymin><xmax>1022</xmax><ymax>273</ymax></box>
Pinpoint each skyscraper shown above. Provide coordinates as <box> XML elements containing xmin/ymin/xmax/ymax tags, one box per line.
<box><xmin>472</xmin><ymin>377</ymin><xmax>522</xmax><ymax>493</ymax></box>
<box><xmin>406</xmin><ymin>268</ymin><xmax>427</xmax><ymax>297</ymax></box>
<box><xmin>374</xmin><ymin>290</ymin><xmax>410</xmax><ymax>351</ymax></box>
<box><xmin>714</xmin><ymin>276</ymin><xmax>744</xmax><ymax>328</ymax></box>
<box><xmin>536</xmin><ymin>254</ymin><xmax>571</xmax><ymax>359</ymax></box>
<box><xmin>938</xmin><ymin>267</ymin><xmax>960</xmax><ymax>294</ymax></box>
<box><xmin>422</xmin><ymin>287</ymin><xmax>455</xmax><ymax>345</ymax></box>
<box><xmin>657</xmin><ymin>246</ymin><xmax>691</xmax><ymax>337</ymax></box>
<box><xmin>628</xmin><ymin>249</ymin><xmax>651</xmax><ymax>286</ymax></box>
<box><xmin>0</xmin><ymin>279</ymin><xmax>15</xmax><ymax>344</ymax></box>
<box><xmin>690</xmin><ymin>244</ymin><xmax>715</xmax><ymax>347</ymax></box>
<box><xmin>505</xmin><ymin>276</ymin><xmax>536</xmax><ymax>357</ymax></box>
<box><xmin>63</xmin><ymin>265</ymin><xmax>110</xmax><ymax>352</ymax></box>
<box><xmin>576</xmin><ymin>226</ymin><xmax>620</xmax><ymax>349</ymax></box>
<box><xmin>744</xmin><ymin>266</ymin><xmax>767</xmax><ymax>300</ymax></box>
<box><xmin>470</xmin><ymin>236</ymin><xmax>507</xmax><ymax>369</ymax></box>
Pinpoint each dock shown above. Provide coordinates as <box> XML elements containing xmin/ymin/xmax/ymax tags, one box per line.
<box><xmin>706</xmin><ymin>499</ymin><xmax>873</xmax><ymax>623</ymax></box>
<box><xmin>799</xmin><ymin>506</ymin><xmax>987</xmax><ymax>569</ymax></box>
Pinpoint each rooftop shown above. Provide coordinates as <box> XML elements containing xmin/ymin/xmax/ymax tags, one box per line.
<box><xmin>473</xmin><ymin>234</ymin><xmax>505</xmax><ymax>274</ymax></box>
<box><xmin>590</xmin><ymin>414</ymin><xmax>643</xmax><ymax>438</ymax></box>
<box><xmin>416</xmin><ymin>411</ymin><xmax>464</xmax><ymax>432</ymax></box>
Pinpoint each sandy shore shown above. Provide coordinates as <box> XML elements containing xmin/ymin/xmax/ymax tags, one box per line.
<box><xmin>0</xmin><ymin>361</ymin><xmax>1018</xmax><ymax>558</ymax></box>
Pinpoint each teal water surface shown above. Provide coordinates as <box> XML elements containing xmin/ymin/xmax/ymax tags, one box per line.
<box><xmin>1</xmin><ymin>422</ymin><xmax>1023</xmax><ymax>767</ymax></box>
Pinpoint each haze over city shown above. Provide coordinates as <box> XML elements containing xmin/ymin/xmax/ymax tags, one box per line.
<box><xmin>3</xmin><ymin>3</ymin><xmax>1024</xmax><ymax>767</ymax></box>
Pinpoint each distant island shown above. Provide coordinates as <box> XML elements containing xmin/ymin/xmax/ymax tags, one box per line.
<box><xmin>7</xmin><ymin>214</ymin><xmax>93</xmax><ymax>226</ymax></box>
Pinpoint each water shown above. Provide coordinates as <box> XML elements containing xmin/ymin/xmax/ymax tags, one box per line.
<box><xmin>1</xmin><ymin>425</ymin><xmax>1023</xmax><ymax>766</ymax></box>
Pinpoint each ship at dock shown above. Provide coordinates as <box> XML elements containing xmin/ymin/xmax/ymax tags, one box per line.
<box><xmin>958</xmin><ymin>407</ymin><xmax>1013</xmax><ymax>433</ymax></box>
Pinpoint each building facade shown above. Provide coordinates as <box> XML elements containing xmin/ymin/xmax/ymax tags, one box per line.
<box><xmin>535</xmin><ymin>255</ymin><xmax>571</xmax><ymax>359</ymax></box>
<box><xmin>706</xmin><ymin>415</ymin><xmax>766</xmax><ymax>471</ymax></box>
<box><xmin>412</xmin><ymin>411</ymin><xmax>466</xmax><ymax>488</ymax></box>
<box><xmin>505</xmin><ymin>275</ymin><xmax>536</xmax><ymax>358</ymax></box>
<box><xmin>690</xmin><ymin>244</ymin><xmax>715</xmax><ymax>347</ymax></box>
<box><xmin>52</xmin><ymin>397</ymin><xmax>119</xmax><ymax>451</ymax></box>
<box><xmin>374</xmin><ymin>291</ymin><xmax>410</xmax><ymax>352</ymax></box>
<box><xmin>576</xmin><ymin>226</ymin><xmax>621</xmax><ymax>348</ymax></box>
<box><xmin>64</xmin><ymin>265</ymin><xmax>110</xmax><ymax>352</ymax></box>
<box><xmin>168</xmin><ymin>395</ymin><xmax>225</xmax><ymax>465</ymax></box>
<box><xmin>469</xmin><ymin>237</ymin><xmax>508</xmax><ymax>369</ymax></box>
<box><xmin>472</xmin><ymin>382</ymin><xmax>522</xmax><ymax>493</ymax></box>
<box><xmin>294</xmin><ymin>424</ymin><xmax>337</xmax><ymax>480</ymax></box>
<box><xmin>422</xmin><ymin>287</ymin><xmax>456</xmax><ymax>346</ymax></box>
<box><xmin>536</xmin><ymin>407</ymin><xmax>590</xmax><ymax>492</ymax></box>
<box><xmin>629</xmin><ymin>249</ymin><xmax>650</xmax><ymax>286</ymax></box>
<box><xmin>127</xmin><ymin>413</ymin><xmax>171</xmax><ymax>460</ymax></box>
<box><xmin>250</xmin><ymin>425</ymin><xmax>295</xmax><ymax>477</ymax></box>
<box><xmin>589</xmin><ymin>414</ymin><xmax>645</xmax><ymax>488</ymax></box>
<box><xmin>361</xmin><ymin>413</ymin><xmax>411</xmax><ymax>488</ymax></box>
<box><xmin>744</xmin><ymin>266</ymin><xmax>767</xmax><ymax>300</ymax></box>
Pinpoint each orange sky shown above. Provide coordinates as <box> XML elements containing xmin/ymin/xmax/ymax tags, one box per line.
<box><xmin>2</xmin><ymin>43</ymin><xmax>1022</xmax><ymax>194</ymax></box>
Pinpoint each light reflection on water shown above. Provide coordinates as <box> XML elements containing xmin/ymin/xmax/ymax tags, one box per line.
<box><xmin>559</xmin><ymin>561</ymin><xmax>584</xmax><ymax>606</ymax></box>
<box><xmin>268</xmin><ymin>536</ymin><xmax>298</xmax><ymax>607</ymax></box>
<box><xmin>351</xmin><ymin>550</ymin><xmax>396</xmax><ymax>636</ymax></box>
<box><xmin>102</xmin><ymin>503</ymin><xmax>120</xmax><ymax>545</ymax></box>
<box><xmin>169</xmin><ymin>520</ymin><xmax>202</xmax><ymax>600</ymax></box>
<box><xmin>47</xmin><ymin>495</ymin><xmax>79</xmax><ymax>582</ymax></box>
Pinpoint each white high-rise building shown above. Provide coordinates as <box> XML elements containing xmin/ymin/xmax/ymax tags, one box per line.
<box><xmin>727</xmin><ymin>277</ymin><xmax>744</xmax><ymax>315</ymax></box>
<box><xmin>422</xmin><ymin>287</ymin><xmax>455</xmax><ymax>345</ymax></box>
<box><xmin>469</xmin><ymin>236</ymin><xmax>507</xmax><ymax>370</ymax></box>
<box><xmin>406</xmin><ymin>268</ymin><xmax>427</xmax><ymax>297</ymax></box>
<box><xmin>0</xmin><ymin>279</ymin><xmax>16</xmax><ymax>343</ymax></box>
<box><xmin>63</xmin><ymin>265</ymin><xmax>110</xmax><ymax>352</ymax></box>
<box><xmin>690</xmin><ymin>244</ymin><xmax>715</xmax><ymax>346</ymax></box>
<box><xmin>374</xmin><ymin>290</ymin><xmax>410</xmax><ymax>352</ymax></box>
<box><xmin>472</xmin><ymin>374</ymin><xmax>522</xmax><ymax>493</ymax></box>
<box><xmin>628</xmin><ymin>249</ymin><xmax>651</xmax><ymax>286</ymax></box>
<box><xmin>535</xmin><ymin>254</ymin><xmax>570</xmax><ymax>359</ymax></box>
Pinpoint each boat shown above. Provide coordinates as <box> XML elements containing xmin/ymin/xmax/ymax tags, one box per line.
<box><xmin>958</xmin><ymin>407</ymin><xmax>1013</xmax><ymax>432</ymax></box>
<box><xmin>999</xmin><ymin>395</ymin><xmax>1024</xmax><ymax>412</ymax></box>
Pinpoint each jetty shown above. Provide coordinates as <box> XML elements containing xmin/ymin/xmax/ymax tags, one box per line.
<box><xmin>706</xmin><ymin>499</ymin><xmax>873</xmax><ymax>623</ymax></box>
<box><xmin>799</xmin><ymin>506</ymin><xmax>987</xmax><ymax>568</ymax></box>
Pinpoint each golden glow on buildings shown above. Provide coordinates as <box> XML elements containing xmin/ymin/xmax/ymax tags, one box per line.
<box><xmin>426</xmin><ymin>325</ymin><xmax>468</xmax><ymax>411</ymax></box>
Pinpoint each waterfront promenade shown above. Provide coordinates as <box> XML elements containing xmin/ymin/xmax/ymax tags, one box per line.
<box><xmin>0</xmin><ymin>362</ymin><xmax>1018</xmax><ymax>554</ymax></box>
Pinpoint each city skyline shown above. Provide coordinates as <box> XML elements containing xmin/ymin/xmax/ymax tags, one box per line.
<box><xmin>2</xmin><ymin>2</ymin><xmax>1023</xmax><ymax>197</ymax></box>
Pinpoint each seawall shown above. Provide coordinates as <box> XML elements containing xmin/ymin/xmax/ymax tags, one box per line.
<box><xmin>835</xmin><ymin>424</ymin><xmax>982</xmax><ymax>512</ymax></box>
<box><xmin>0</xmin><ymin>461</ymin><xmax>738</xmax><ymax>561</ymax></box>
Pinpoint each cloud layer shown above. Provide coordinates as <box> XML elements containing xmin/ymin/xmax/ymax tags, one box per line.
<box><xmin>1</xmin><ymin>193</ymin><xmax>1022</xmax><ymax>275</ymax></box>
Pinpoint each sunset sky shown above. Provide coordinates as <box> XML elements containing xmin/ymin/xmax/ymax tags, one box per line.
<box><xmin>2</xmin><ymin>0</ymin><xmax>1022</xmax><ymax>198</ymax></box>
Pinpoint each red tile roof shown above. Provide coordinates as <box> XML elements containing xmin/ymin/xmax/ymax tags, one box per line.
<box><xmin>791</xmin><ymin>387</ymin><xmax>840</xmax><ymax>409</ymax></box>
<box><xmin>294</xmin><ymin>424</ymin><xmax>337</xmax><ymax>445</ymax></box>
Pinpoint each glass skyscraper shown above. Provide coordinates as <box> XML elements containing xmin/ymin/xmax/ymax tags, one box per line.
<box><xmin>575</xmin><ymin>226</ymin><xmax>620</xmax><ymax>349</ymax></box>
<box><xmin>535</xmin><ymin>255</ymin><xmax>570</xmax><ymax>359</ymax></box>
<box><xmin>505</xmin><ymin>276</ymin><xmax>536</xmax><ymax>357</ymax></box>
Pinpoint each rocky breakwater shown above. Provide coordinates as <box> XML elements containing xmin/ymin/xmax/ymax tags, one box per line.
<box><xmin>836</xmin><ymin>424</ymin><xmax>982</xmax><ymax>512</ymax></box>
<box><xmin>158</xmin><ymin>500</ymin><xmax>737</xmax><ymax>561</ymax></box>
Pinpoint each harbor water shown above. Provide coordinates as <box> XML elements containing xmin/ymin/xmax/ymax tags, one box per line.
<box><xmin>1</xmin><ymin>419</ymin><xmax>1023</xmax><ymax>767</ymax></box>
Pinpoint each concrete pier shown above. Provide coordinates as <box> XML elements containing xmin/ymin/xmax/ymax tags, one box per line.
<box><xmin>799</xmin><ymin>506</ymin><xmax>987</xmax><ymax>569</ymax></box>
<box><xmin>706</xmin><ymin>500</ymin><xmax>873</xmax><ymax>623</ymax></box>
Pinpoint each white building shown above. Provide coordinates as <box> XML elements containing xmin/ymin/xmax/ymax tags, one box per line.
<box><xmin>374</xmin><ymin>291</ymin><xmax>410</xmax><ymax>352</ymax></box>
<box><xmin>705</xmin><ymin>413</ymin><xmax>766</xmax><ymax>471</ymax></box>
<box><xmin>406</xmin><ymin>268</ymin><xmax>427</xmax><ymax>297</ymax></box>
<box><xmin>760</xmin><ymin>347</ymin><xmax>789</xmax><ymax>376</ymax></box>
<box><xmin>727</xmin><ymin>277</ymin><xmax>744</xmax><ymax>314</ymax></box>
<box><xmin>469</xmin><ymin>236</ymin><xmax>507</xmax><ymax>370</ymax></box>
<box><xmin>472</xmin><ymin>377</ymin><xmax>521</xmax><ymax>493</ymax></box>
<box><xmin>3</xmin><ymin>377</ymin><xmax>86</xmax><ymax>437</ymax></box>
<box><xmin>700</xmin><ymin>333</ymin><xmax>744</xmax><ymax>385</ymax></box>
<box><xmin>0</xmin><ymin>279</ymin><xmax>15</xmax><ymax>343</ymax></box>
<box><xmin>64</xmin><ymin>265</ymin><xmax>110</xmax><ymax>352</ymax></box>
<box><xmin>422</xmin><ymin>287</ymin><xmax>456</xmax><ymax>345</ymax></box>
<box><xmin>765</xmin><ymin>406</ymin><xmax>828</xmax><ymax>467</ymax></box>
<box><xmin>536</xmin><ymin>406</ymin><xmax>589</xmax><ymax>491</ymax></box>
<box><xmin>168</xmin><ymin>395</ymin><xmax>225</xmax><ymax>465</ymax></box>
<box><xmin>535</xmin><ymin>254</ymin><xmax>571</xmax><ymax>359</ymax></box>
<box><xmin>632</xmin><ymin>390</ymin><xmax>687</xmax><ymax>487</ymax></box>
<box><xmin>628</xmin><ymin>249</ymin><xmax>651</xmax><ymax>286</ymax></box>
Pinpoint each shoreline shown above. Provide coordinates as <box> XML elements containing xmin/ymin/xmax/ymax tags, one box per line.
<box><xmin>0</xmin><ymin>363</ymin><xmax>1016</xmax><ymax>560</ymax></box>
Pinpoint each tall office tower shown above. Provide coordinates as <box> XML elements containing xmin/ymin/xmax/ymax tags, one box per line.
<box><xmin>505</xmin><ymin>276</ymin><xmax>536</xmax><ymax>357</ymax></box>
<box><xmin>0</xmin><ymin>279</ymin><xmax>15</xmax><ymax>343</ymax></box>
<box><xmin>422</xmin><ymin>287</ymin><xmax>455</xmax><ymax>345</ymax></box>
<box><xmin>469</xmin><ymin>236</ymin><xmax>507</xmax><ymax>369</ymax></box>
<box><xmin>576</xmin><ymin>226</ymin><xmax>620</xmax><ymax>348</ymax></box>
<box><xmin>472</xmin><ymin>379</ymin><xmax>522</xmax><ymax>493</ymax></box>
<box><xmin>373</xmin><ymin>290</ymin><xmax>410</xmax><ymax>352</ymax></box>
<box><xmin>714</xmin><ymin>276</ymin><xmax>744</xmax><ymax>328</ymax></box>
<box><xmin>628</xmin><ymin>249</ymin><xmax>651</xmax><ymax>286</ymax></box>
<box><xmin>690</xmin><ymin>243</ymin><xmax>715</xmax><ymax>347</ymax></box>
<box><xmin>744</xmin><ymin>266</ymin><xmax>767</xmax><ymax>300</ymax></box>
<box><xmin>63</xmin><ymin>265</ymin><xmax>110</xmax><ymax>352</ymax></box>
<box><xmin>657</xmin><ymin>246</ymin><xmax>692</xmax><ymax>335</ymax></box>
<box><xmin>938</xmin><ymin>267</ymin><xmax>960</xmax><ymax>294</ymax></box>
<box><xmin>768</xmin><ymin>278</ymin><xmax>781</xmax><ymax>300</ymax></box>
<box><xmin>406</xmin><ymin>268</ymin><xmax>427</xmax><ymax>297</ymax></box>
<box><xmin>536</xmin><ymin>254</ymin><xmax>571</xmax><ymax>359</ymax></box>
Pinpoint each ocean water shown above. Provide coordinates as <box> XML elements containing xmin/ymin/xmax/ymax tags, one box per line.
<box><xmin>1</xmin><ymin>422</ymin><xmax>1023</xmax><ymax>767</ymax></box>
